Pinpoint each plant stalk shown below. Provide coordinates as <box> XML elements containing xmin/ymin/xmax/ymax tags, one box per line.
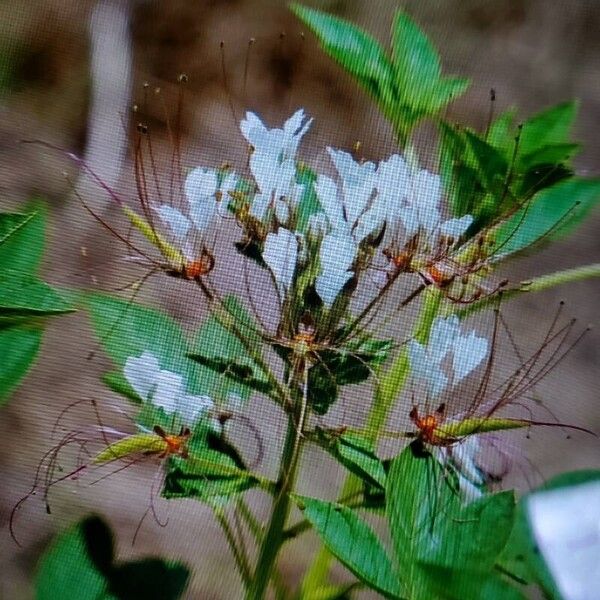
<box><xmin>246</xmin><ymin>366</ymin><xmax>309</xmax><ymax>599</ymax></box>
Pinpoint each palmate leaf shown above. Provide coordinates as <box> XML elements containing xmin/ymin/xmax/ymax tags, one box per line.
<box><xmin>85</xmin><ymin>292</ymin><xmax>207</xmax><ymax>396</ymax></box>
<box><xmin>307</xmin><ymin>336</ymin><xmax>393</xmax><ymax>414</ymax></box>
<box><xmin>294</xmin><ymin>495</ymin><xmax>403</xmax><ymax>599</ymax></box>
<box><xmin>36</xmin><ymin>516</ymin><xmax>189</xmax><ymax>600</ymax></box>
<box><xmin>391</xmin><ymin>12</ymin><xmax>469</xmax><ymax>115</ymax></box>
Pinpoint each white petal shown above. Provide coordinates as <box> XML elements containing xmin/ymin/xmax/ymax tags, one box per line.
<box><xmin>263</xmin><ymin>228</ymin><xmax>298</xmax><ymax>296</ymax></box>
<box><xmin>452</xmin><ymin>330</ymin><xmax>488</xmax><ymax>382</ymax></box>
<box><xmin>123</xmin><ymin>351</ymin><xmax>161</xmax><ymax>400</ymax></box>
<box><xmin>428</xmin><ymin>316</ymin><xmax>461</xmax><ymax>364</ymax></box>
<box><xmin>307</xmin><ymin>212</ymin><xmax>330</xmax><ymax>239</ymax></box>
<box><xmin>376</xmin><ymin>153</ymin><xmax>410</xmax><ymax>222</ymax></box>
<box><xmin>177</xmin><ymin>394</ymin><xmax>214</xmax><ymax>425</ymax></box>
<box><xmin>408</xmin><ymin>340</ymin><xmax>448</xmax><ymax>396</ymax></box>
<box><xmin>315</xmin><ymin>232</ymin><xmax>357</xmax><ymax>307</ymax></box>
<box><xmin>151</xmin><ymin>370</ymin><xmax>184</xmax><ymax>414</ymax></box>
<box><xmin>527</xmin><ymin>481</ymin><xmax>600</xmax><ymax>600</ymax></box>
<box><xmin>188</xmin><ymin>197</ymin><xmax>217</xmax><ymax>232</ymax></box>
<box><xmin>353</xmin><ymin>198</ymin><xmax>386</xmax><ymax>243</ymax></box>
<box><xmin>412</xmin><ymin>169</ymin><xmax>442</xmax><ymax>234</ymax></box>
<box><xmin>274</xmin><ymin>198</ymin><xmax>290</xmax><ymax>225</ymax></box>
<box><xmin>220</xmin><ymin>172</ymin><xmax>238</xmax><ymax>196</ymax></box>
<box><xmin>327</xmin><ymin>147</ymin><xmax>376</xmax><ymax>226</ymax></box>
<box><xmin>184</xmin><ymin>167</ymin><xmax>219</xmax><ymax>204</ymax></box>
<box><xmin>439</xmin><ymin>214</ymin><xmax>474</xmax><ymax>239</ymax></box>
<box><xmin>250</xmin><ymin>192</ymin><xmax>271</xmax><ymax>221</ymax></box>
<box><xmin>154</xmin><ymin>205</ymin><xmax>191</xmax><ymax>240</ymax></box>
<box><xmin>240</xmin><ymin>112</ymin><xmax>266</xmax><ymax>146</ymax></box>
<box><xmin>250</xmin><ymin>150</ymin><xmax>279</xmax><ymax>193</ymax></box>
<box><xmin>315</xmin><ymin>175</ymin><xmax>345</xmax><ymax>232</ymax></box>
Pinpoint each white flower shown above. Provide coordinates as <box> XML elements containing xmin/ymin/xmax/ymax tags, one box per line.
<box><xmin>388</xmin><ymin>164</ymin><xmax>473</xmax><ymax>253</ymax></box>
<box><xmin>262</xmin><ymin>228</ymin><xmax>299</xmax><ymax>298</ymax></box>
<box><xmin>154</xmin><ymin>166</ymin><xmax>237</xmax><ymax>259</ymax></box>
<box><xmin>315</xmin><ymin>232</ymin><xmax>357</xmax><ymax>308</ymax></box>
<box><xmin>408</xmin><ymin>316</ymin><xmax>488</xmax><ymax>396</ymax></box>
<box><xmin>240</xmin><ymin>108</ymin><xmax>312</xmax><ymax>163</ymax></box>
<box><xmin>375</xmin><ymin>153</ymin><xmax>411</xmax><ymax>224</ymax></box>
<box><xmin>249</xmin><ymin>157</ymin><xmax>302</xmax><ymax>223</ymax></box>
<box><xmin>124</xmin><ymin>351</ymin><xmax>214</xmax><ymax>426</ymax></box>
<box><xmin>316</xmin><ymin>149</ymin><xmax>383</xmax><ymax>243</ymax></box>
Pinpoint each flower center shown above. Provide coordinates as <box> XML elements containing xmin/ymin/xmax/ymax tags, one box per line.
<box><xmin>184</xmin><ymin>251</ymin><xmax>215</xmax><ymax>279</ymax></box>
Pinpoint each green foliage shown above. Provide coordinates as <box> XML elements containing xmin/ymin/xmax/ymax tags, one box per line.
<box><xmin>386</xmin><ymin>446</ymin><xmax>520</xmax><ymax>599</ymax></box>
<box><xmin>0</xmin><ymin>205</ymin><xmax>74</xmax><ymax>404</ymax></box>
<box><xmin>163</xmin><ymin>450</ymin><xmax>259</xmax><ymax>506</ymax></box>
<box><xmin>307</xmin><ymin>336</ymin><xmax>392</xmax><ymax>414</ymax></box>
<box><xmin>0</xmin><ymin>269</ymin><xmax>73</xmax><ymax>317</ymax></box>
<box><xmin>0</xmin><ymin>323</ymin><xmax>43</xmax><ymax>402</ymax></box>
<box><xmin>291</xmin><ymin>4</ymin><xmax>469</xmax><ymax>143</ymax></box>
<box><xmin>313</xmin><ymin>429</ymin><xmax>386</xmax><ymax>490</ymax></box>
<box><xmin>189</xmin><ymin>295</ymin><xmax>268</xmax><ymax>401</ymax></box>
<box><xmin>36</xmin><ymin>516</ymin><xmax>189</xmax><ymax>600</ymax></box>
<box><xmin>439</xmin><ymin>101</ymin><xmax>590</xmax><ymax>243</ymax></box>
<box><xmin>491</xmin><ymin>177</ymin><xmax>600</xmax><ymax>257</ymax></box>
<box><xmin>295</xmin><ymin>495</ymin><xmax>403</xmax><ymax>598</ymax></box>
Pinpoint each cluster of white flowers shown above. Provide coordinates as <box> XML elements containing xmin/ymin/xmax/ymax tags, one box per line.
<box><xmin>407</xmin><ymin>315</ymin><xmax>489</xmax><ymax>397</ymax></box>
<box><xmin>124</xmin><ymin>351</ymin><xmax>214</xmax><ymax>426</ymax></box>
<box><xmin>145</xmin><ymin>108</ymin><xmax>476</xmax><ymax>309</ymax></box>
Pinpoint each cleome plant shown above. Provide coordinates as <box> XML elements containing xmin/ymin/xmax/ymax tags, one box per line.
<box><xmin>3</xmin><ymin>4</ymin><xmax>600</xmax><ymax>600</ymax></box>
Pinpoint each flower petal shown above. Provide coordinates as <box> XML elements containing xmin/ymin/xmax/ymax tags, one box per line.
<box><xmin>154</xmin><ymin>205</ymin><xmax>192</xmax><ymax>240</ymax></box>
<box><xmin>428</xmin><ymin>316</ymin><xmax>461</xmax><ymax>364</ymax></box>
<box><xmin>123</xmin><ymin>351</ymin><xmax>161</xmax><ymax>400</ymax></box>
<box><xmin>178</xmin><ymin>394</ymin><xmax>215</xmax><ymax>425</ymax></box>
<box><xmin>315</xmin><ymin>232</ymin><xmax>357</xmax><ymax>307</ymax></box>
<box><xmin>150</xmin><ymin>369</ymin><xmax>184</xmax><ymax>415</ymax></box>
<box><xmin>439</xmin><ymin>214</ymin><xmax>474</xmax><ymax>239</ymax></box>
<box><xmin>451</xmin><ymin>330</ymin><xmax>488</xmax><ymax>382</ymax></box>
<box><xmin>184</xmin><ymin>167</ymin><xmax>219</xmax><ymax>204</ymax></box>
<box><xmin>314</xmin><ymin>175</ymin><xmax>346</xmax><ymax>232</ymax></box>
<box><xmin>408</xmin><ymin>339</ymin><xmax>448</xmax><ymax>397</ymax></box>
<box><xmin>263</xmin><ymin>228</ymin><xmax>298</xmax><ymax>296</ymax></box>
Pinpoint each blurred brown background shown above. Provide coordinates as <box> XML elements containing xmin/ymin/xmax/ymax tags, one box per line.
<box><xmin>0</xmin><ymin>1</ymin><xmax>599</xmax><ymax>598</ymax></box>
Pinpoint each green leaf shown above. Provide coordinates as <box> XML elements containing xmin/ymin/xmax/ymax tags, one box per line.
<box><xmin>0</xmin><ymin>323</ymin><xmax>43</xmax><ymax>404</ymax></box>
<box><xmin>314</xmin><ymin>429</ymin><xmax>386</xmax><ymax>490</ymax></box>
<box><xmin>418</xmin><ymin>564</ymin><xmax>526</xmax><ymax>600</ymax></box>
<box><xmin>391</xmin><ymin>11</ymin><xmax>440</xmax><ymax>92</ymax></box>
<box><xmin>0</xmin><ymin>203</ymin><xmax>46</xmax><ymax>273</ymax></box>
<box><xmin>190</xmin><ymin>295</ymin><xmax>267</xmax><ymax>400</ymax></box>
<box><xmin>295</xmin><ymin>495</ymin><xmax>403</xmax><ymax>598</ymax></box>
<box><xmin>0</xmin><ymin>211</ymin><xmax>36</xmax><ymax>245</ymax></box>
<box><xmin>101</xmin><ymin>371</ymin><xmax>143</xmax><ymax>403</ymax></box>
<box><xmin>0</xmin><ymin>269</ymin><xmax>74</xmax><ymax>316</ymax></box>
<box><xmin>163</xmin><ymin>451</ymin><xmax>258</xmax><ymax>505</ymax></box>
<box><xmin>391</xmin><ymin>12</ymin><xmax>468</xmax><ymax>114</ymax></box>
<box><xmin>35</xmin><ymin>516</ymin><xmax>189</xmax><ymax>600</ymax></box>
<box><xmin>108</xmin><ymin>559</ymin><xmax>190</xmax><ymax>600</ymax></box>
<box><xmin>85</xmin><ymin>293</ymin><xmax>204</xmax><ymax>394</ymax></box>
<box><xmin>386</xmin><ymin>446</ymin><xmax>515</xmax><ymax>598</ymax></box>
<box><xmin>291</xmin><ymin>4</ymin><xmax>396</xmax><ymax>108</ymax></box>
<box><xmin>518</xmin><ymin>101</ymin><xmax>578</xmax><ymax>158</ymax></box>
<box><xmin>493</xmin><ymin>177</ymin><xmax>600</xmax><ymax>257</ymax></box>
<box><xmin>36</xmin><ymin>517</ymin><xmax>108</xmax><ymax>600</ymax></box>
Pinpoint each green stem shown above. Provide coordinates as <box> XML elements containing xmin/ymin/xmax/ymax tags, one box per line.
<box><xmin>301</xmin><ymin>289</ymin><xmax>442</xmax><ymax>595</ymax></box>
<box><xmin>246</xmin><ymin>368</ymin><xmax>309</xmax><ymax>600</ymax></box>
<box><xmin>216</xmin><ymin>508</ymin><xmax>251</xmax><ymax>588</ymax></box>
<box><xmin>457</xmin><ymin>262</ymin><xmax>600</xmax><ymax>319</ymax></box>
